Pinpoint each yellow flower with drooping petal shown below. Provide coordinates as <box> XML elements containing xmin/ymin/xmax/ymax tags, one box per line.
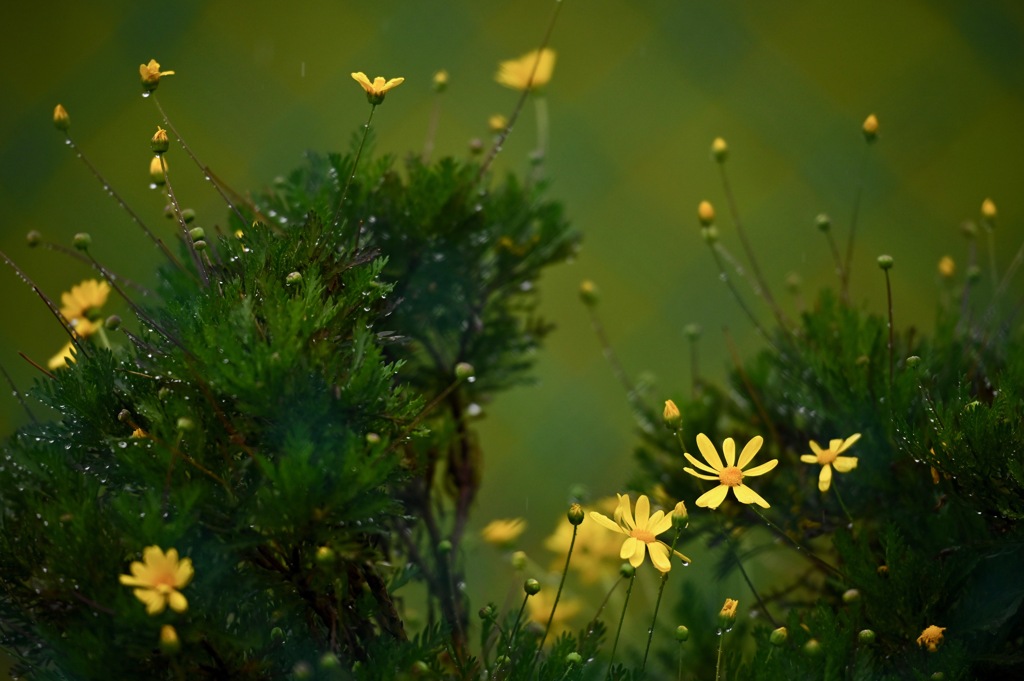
<box><xmin>140</xmin><ymin>59</ymin><xmax>175</xmax><ymax>91</ymax></box>
<box><xmin>351</xmin><ymin>72</ymin><xmax>405</xmax><ymax>105</ymax></box>
<box><xmin>481</xmin><ymin>517</ymin><xmax>526</xmax><ymax>547</ymax></box>
<box><xmin>545</xmin><ymin>496</ymin><xmax>626</xmax><ymax>584</ymax></box>
<box><xmin>495</xmin><ymin>48</ymin><xmax>556</xmax><ymax>91</ymax></box>
<box><xmin>588</xmin><ymin>494</ymin><xmax>690</xmax><ymax>572</ymax></box>
<box><xmin>683</xmin><ymin>433</ymin><xmax>777</xmax><ymax>509</ymax></box>
<box><xmin>916</xmin><ymin>624</ymin><xmax>945</xmax><ymax>652</ymax></box>
<box><xmin>119</xmin><ymin>545</ymin><xmax>194</xmax><ymax>615</ymax></box>
<box><xmin>800</xmin><ymin>433</ymin><xmax>860</xmax><ymax>492</ymax></box>
<box><xmin>60</xmin><ymin>279</ymin><xmax>110</xmax><ymax>337</ymax></box>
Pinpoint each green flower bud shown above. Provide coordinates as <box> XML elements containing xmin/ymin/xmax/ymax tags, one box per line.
<box><xmin>117</xmin><ymin>409</ymin><xmax>131</xmax><ymax>423</ymax></box>
<box><xmin>270</xmin><ymin>627</ymin><xmax>285</xmax><ymax>642</ymax></box>
<box><xmin>292</xmin><ymin>661</ymin><xmax>313</xmax><ymax>679</ymax></box>
<box><xmin>842</xmin><ymin>588</ymin><xmax>861</xmax><ymax>604</ymax></box>
<box><xmin>188</xmin><ymin>227</ymin><xmax>205</xmax><ymax>241</ymax></box>
<box><xmin>683</xmin><ymin>323</ymin><xmax>702</xmax><ymax>340</ymax></box>
<box><xmin>104</xmin><ymin>315</ymin><xmax>122</xmax><ymax>331</ymax></box>
<box><xmin>675</xmin><ymin>625</ymin><xmax>690</xmax><ymax>642</ymax></box>
<box><xmin>877</xmin><ymin>254</ymin><xmax>893</xmax><ymax>270</ymax></box>
<box><xmin>524</xmin><ymin>578</ymin><xmax>541</xmax><ymax>596</ymax></box>
<box><xmin>437</xmin><ymin>539</ymin><xmax>452</xmax><ymax>554</ymax></box>
<box><xmin>454</xmin><ymin>362</ymin><xmax>475</xmax><ymax>380</ymax></box>
<box><xmin>468</xmin><ymin>138</ymin><xmax>484</xmax><ymax>155</ymax></box>
<box><xmin>180</xmin><ymin>208</ymin><xmax>196</xmax><ymax>224</ymax></box>
<box><xmin>567</xmin><ymin>503</ymin><xmax>585</xmax><ymax>526</ymax></box>
<box><xmin>711</xmin><ymin>137</ymin><xmax>728</xmax><ymax>163</ymax></box>
<box><xmin>479</xmin><ymin>604</ymin><xmax>496</xmax><ymax>620</ymax></box>
<box><xmin>410</xmin><ymin>660</ymin><xmax>429</xmax><ymax>675</ymax></box>
<box><xmin>365</xmin><ymin>432</ymin><xmax>381</xmax><ymax>444</ymax></box>
<box><xmin>193</xmin><ymin>239</ymin><xmax>207</xmax><ymax>251</ymax></box>
<box><xmin>803</xmin><ymin>638</ymin><xmax>822</xmax><ymax>656</ymax></box>
<box><xmin>565</xmin><ymin>652</ymin><xmax>583</xmax><ymax>664</ymax></box>
<box><xmin>315</xmin><ymin>546</ymin><xmax>335</xmax><ymax>564</ymax></box>
<box><xmin>906</xmin><ymin>355</ymin><xmax>921</xmax><ymax>367</ymax></box>
<box><xmin>619</xmin><ymin>563</ymin><xmax>635</xmax><ymax>579</ymax></box>
<box><xmin>770</xmin><ymin>626</ymin><xmax>788</xmax><ymax>645</ymax></box>
<box><xmin>671</xmin><ymin>501</ymin><xmax>689</xmax><ymax>530</ymax></box>
<box><xmin>319</xmin><ymin>652</ymin><xmax>340</xmax><ymax>669</ymax></box>
<box><xmin>701</xmin><ymin>226</ymin><xmax>719</xmax><ymax>244</ymax></box>
<box><xmin>858</xmin><ymin>629</ymin><xmax>876</xmax><ymax>645</ymax></box>
<box><xmin>151</xmin><ymin>127</ymin><xmax>169</xmax><ymax>154</ymax></box>
<box><xmin>815</xmin><ymin>213</ymin><xmax>831</xmax><ymax>232</ymax></box>
<box><xmin>286</xmin><ymin>271</ymin><xmax>303</xmax><ymax>286</ymax></box>
<box><xmin>579</xmin><ymin>280</ymin><xmax>599</xmax><ymax>307</ymax></box>
<box><xmin>176</xmin><ymin>417</ymin><xmax>194</xmax><ymax>432</ymax></box>
<box><xmin>511</xmin><ymin>551</ymin><xmax>527</xmax><ymax>571</ymax></box>
<box><xmin>73</xmin><ymin>232</ymin><xmax>92</xmax><ymax>250</ymax></box>
<box><xmin>26</xmin><ymin>230</ymin><xmax>42</xmax><ymax>247</ymax></box>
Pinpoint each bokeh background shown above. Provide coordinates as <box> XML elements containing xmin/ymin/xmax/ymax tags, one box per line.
<box><xmin>3</xmin><ymin>0</ymin><xmax>1024</xmax><ymax>662</ymax></box>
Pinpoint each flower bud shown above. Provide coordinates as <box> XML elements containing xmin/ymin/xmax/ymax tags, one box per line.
<box><xmin>770</xmin><ymin>626</ymin><xmax>788</xmax><ymax>645</ymax></box>
<box><xmin>815</xmin><ymin>213</ymin><xmax>831</xmax><ymax>232</ymax></box>
<box><xmin>292</xmin><ymin>661</ymin><xmax>313</xmax><ymax>679</ymax></box>
<box><xmin>177</xmin><ymin>417</ymin><xmax>194</xmax><ymax>431</ymax></box>
<box><xmin>906</xmin><ymin>355</ymin><xmax>921</xmax><ymax>367</ymax></box>
<box><xmin>140</xmin><ymin>59</ymin><xmax>174</xmax><ymax>93</ymax></box>
<box><xmin>981</xmin><ymin>197</ymin><xmax>997</xmax><ymax>222</ymax></box>
<box><xmin>479</xmin><ymin>604</ymin><xmax>496</xmax><ymax>620</ymax></box>
<box><xmin>319</xmin><ymin>652</ymin><xmax>340</xmax><ymax>669</ymax></box>
<box><xmin>188</xmin><ymin>227</ymin><xmax>205</xmax><ymax>241</ymax></box>
<box><xmin>193</xmin><ymin>239</ymin><xmax>207</xmax><ymax>252</ymax></box>
<box><xmin>619</xmin><ymin>563</ymin><xmax>635</xmax><ymax>579</ymax></box>
<box><xmin>804</xmin><ymin>638</ymin><xmax>822</xmax><ymax>656</ymax></box>
<box><xmin>701</xmin><ymin>226</ymin><xmax>719</xmax><ymax>244</ymax></box>
<box><xmin>663</xmin><ymin>400</ymin><xmax>682</xmax><ymax>428</ymax></box>
<box><xmin>524</xmin><ymin>578</ymin><xmax>541</xmax><ymax>596</ymax></box>
<box><xmin>862</xmin><ymin>114</ymin><xmax>879</xmax><ymax>141</ymax></box>
<box><xmin>565</xmin><ymin>652</ymin><xmax>583</xmax><ymax>664</ymax></box>
<box><xmin>104</xmin><ymin>315</ymin><xmax>122</xmax><ymax>331</ymax></box>
<box><xmin>151</xmin><ymin>126</ymin><xmax>169</xmax><ymax>154</ymax></box>
<box><xmin>270</xmin><ymin>626</ymin><xmax>285</xmax><ymax>642</ymax></box>
<box><xmin>876</xmin><ymin>564</ymin><xmax>889</xmax><ymax>576</ymax></box>
<box><xmin>675</xmin><ymin>625</ymin><xmax>690</xmax><ymax>642</ymax></box>
<box><xmin>785</xmin><ymin>272</ymin><xmax>802</xmax><ymax>293</ymax></box>
<box><xmin>26</xmin><ymin>230</ymin><xmax>42</xmax><ymax>247</ymax></box>
<box><xmin>683</xmin><ymin>323</ymin><xmax>702</xmax><ymax>340</ymax></box>
<box><xmin>567</xmin><ymin>503</ymin><xmax>585</xmax><ymax>526</ymax></box>
<box><xmin>671</xmin><ymin>501</ymin><xmax>689</xmax><ymax>530</ymax></box>
<box><xmin>468</xmin><ymin>138</ymin><xmax>484</xmax><ymax>155</ymax></box>
<box><xmin>579</xmin><ymin>280</ymin><xmax>599</xmax><ymax>307</ymax></box>
<box><xmin>966</xmin><ymin>265</ymin><xmax>981</xmax><ymax>283</ymax></box>
<box><xmin>159</xmin><ymin>625</ymin><xmax>180</xmax><ymax>654</ymax></box>
<box><xmin>432</xmin><ymin>70</ymin><xmax>449</xmax><ymax>93</ymax></box>
<box><xmin>180</xmin><ymin>208</ymin><xmax>196</xmax><ymax>224</ymax></box>
<box><xmin>365</xmin><ymin>432</ymin><xmax>381</xmax><ymax>444</ymax></box>
<box><xmin>315</xmin><ymin>546</ymin><xmax>335</xmax><ymax>564</ymax></box>
<box><xmin>877</xmin><ymin>254</ymin><xmax>893</xmax><ymax>270</ymax></box>
<box><xmin>150</xmin><ymin>156</ymin><xmax>166</xmax><ymax>185</ymax></box>
<box><xmin>53</xmin><ymin>104</ymin><xmax>70</xmax><ymax>132</ymax></box>
<box><xmin>286</xmin><ymin>271</ymin><xmax>302</xmax><ymax>286</ymax></box>
<box><xmin>437</xmin><ymin>539</ymin><xmax>452</xmax><ymax>554</ymax></box>
<box><xmin>937</xmin><ymin>256</ymin><xmax>955</xmax><ymax>278</ymax></box>
<box><xmin>488</xmin><ymin>114</ymin><xmax>508</xmax><ymax>133</ymax></box>
<box><xmin>454</xmin><ymin>362</ymin><xmax>475</xmax><ymax>380</ymax></box>
<box><xmin>842</xmin><ymin>588</ymin><xmax>860</xmax><ymax>604</ymax></box>
<box><xmin>718</xmin><ymin>598</ymin><xmax>738</xmax><ymax>628</ymax></box>
<box><xmin>73</xmin><ymin>232</ymin><xmax>91</xmax><ymax>251</ymax></box>
<box><xmin>410</xmin><ymin>661</ymin><xmax>429</xmax><ymax>676</ymax></box>
<box><xmin>858</xmin><ymin>629</ymin><xmax>876</xmax><ymax>644</ymax></box>
<box><xmin>511</xmin><ymin>550</ymin><xmax>527</xmax><ymax>571</ymax></box>
<box><xmin>711</xmin><ymin>137</ymin><xmax>728</xmax><ymax>163</ymax></box>
<box><xmin>960</xmin><ymin>220</ymin><xmax>977</xmax><ymax>239</ymax></box>
<box><xmin>698</xmin><ymin>200</ymin><xmax>715</xmax><ymax>226</ymax></box>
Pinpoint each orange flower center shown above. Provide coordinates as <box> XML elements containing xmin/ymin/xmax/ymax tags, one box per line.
<box><xmin>817</xmin><ymin>449</ymin><xmax>838</xmax><ymax>465</ymax></box>
<box><xmin>630</xmin><ymin>528</ymin><xmax>655</xmax><ymax>544</ymax></box>
<box><xmin>719</xmin><ymin>466</ymin><xmax>743</xmax><ymax>487</ymax></box>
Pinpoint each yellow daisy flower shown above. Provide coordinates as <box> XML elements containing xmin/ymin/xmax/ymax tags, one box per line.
<box><xmin>118</xmin><ymin>545</ymin><xmax>194</xmax><ymax>615</ymax></box>
<box><xmin>800</xmin><ymin>434</ymin><xmax>860</xmax><ymax>492</ymax></box>
<box><xmin>916</xmin><ymin>624</ymin><xmax>946</xmax><ymax>652</ymax></box>
<box><xmin>480</xmin><ymin>517</ymin><xmax>526</xmax><ymax>547</ymax></box>
<box><xmin>60</xmin><ymin>279</ymin><xmax>110</xmax><ymax>337</ymax></box>
<box><xmin>588</xmin><ymin>494</ymin><xmax>690</xmax><ymax>572</ymax></box>
<box><xmin>545</xmin><ymin>496</ymin><xmax>626</xmax><ymax>584</ymax></box>
<box><xmin>140</xmin><ymin>59</ymin><xmax>175</xmax><ymax>91</ymax></box>
<box><xmin>683</xmin><ymin>433</ymin><xmax>777</xmax><ymax>509</ymax></box>
<box><xmin>350</xmin><ymin>72</ymin><xmax>405</xmax><ymax>105</ymax></box>
<box><xmin>495</xmin><ymin>48</ymin><xmax>556</xmax><ymax>91</ymax></box>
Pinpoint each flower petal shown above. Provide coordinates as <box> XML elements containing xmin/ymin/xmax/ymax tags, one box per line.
<box><xmin>175</xmin><ymin>557</ymin><xmax>194</xmax><ymax>587</ymax></box>
<box><xmin>818</xmin><ymin>464</ymin><xmax>833</xmax><ymax>492</ymax></box>
<box><xmin>732</xmin><ymin>484</ymin><xmax>770</xmax><ymax>508</ymax></box>
<box><xmin>683</xmin><ymin>467</ymin><xmax>720</xmax><ymax>481</ymax></box>
<box><xmin>837</xmin><ymin>433</ymin><xmax>862</xmax><ymax>453</ymax></box>
<box><xmin>620</xmin><ymin>536</ymin><xmax>638</xmax><ymax>560</ymax></box>
<box><xmin>742</xmin><ymin>458</ymin><xmax>779</xmax><ymax>477</ymax></box>
<box><xmin>649</xmin><ymin>512</ymin><xmax>673</xmax><ymax>537</ymax></box>
<box><xmin>135</xmin><ymin>589</ymin><xmax>166</xmax><ymax>615</ymax></box>
<box><xmin>619</xmin><ymin>495</ymin><xmax>636</xmax><ymax>531</ymax></box>
<box><xmin>832</xmin><ymin>456</ymin><xmax>858</xmax><ymax>473</ymax></box>
<box><xmin>629</xmin><ymin>539</ymin><xmax>647</xmax><ymax>568</ymax></box>
<box><xmin>696</xmin><ymin>433</ymin><xmax>725</xmax><ymax>471</ymax></box>
<box><xmin>828</xmin><ymin>438</ymin><xmax>844</xmax><ymax>452</ymax></box>
<box><xmin>648</xmin><ymin>542</ymin><xmax>671</xmax><ymax>572</ymax></box>
<box><xmin>809</xmin><ymin>440</ymin><xmax>823</xmax><ymax>455</ymax></box>
<box><xmin>589</xmin><ymin>511</ymin><xmax>626</xmax><ymax>534</ymax></box>
<box><xmin>168</xmin><ymin>591</ymin><xmax>188</xmax><ymax>613</ymax></box>
<box><xmin>722</xmin><ymin>438</ymin><xmax>736</xmax><ymax>467</ymax></box>
<box><xmin>800</xmin><ymin>454</ymin><xmax>818</xmax><ymax>464</ymax></box>
<box><xmin>634</xmin><ymin>495</ymin><xmax>650</xmax><ymax>528</ymax></box>
<box><xmin>695</xmin><ymin>484</ymin><xmax>729</xmax><ymax>509</ymax></box>
<box><xmin>684</xmin><ymin>451</ymin><xmax>719</xmax><ymax>475</ymax></box>
<box><xmin>737</xmin><ymin>435</ymin><xmax>764</xmax><ymax>469</ymax></box>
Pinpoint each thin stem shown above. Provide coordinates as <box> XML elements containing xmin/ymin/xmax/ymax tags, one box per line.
<box><xmin>986</xmin><ymin>226</ymin><xmax>998</xmax><ymax>292</ymax></box>
<box><xmin>642</xmin><ymin>530</ymin><xmax>682</xmax><ymax>670</ymax></box>
<box><xmin>841</xmin><ymin>143</ymin><xmax>872</xmax><ymax>303</ymax></box>
<box><xmin>423</xmin><ymin>93</ymin><xmax>443</xmax><ymax>162</ymax></box>
<box><xmin>715</xmin><ymin>631</ymin><xmax>725</xmax><ymax>681</ymax></box>
<box><xmin>532</xmin><ymin>525</ymin><xmax>578</xmax><ymax>662</ymax></box>
<box><xmin>477</xmin><ymin>0</ymin><xmax>565</xmax><ymax>182</ymax></box>
<box><xmin>884</xmin><ymin>267</ymin><xmax>895</xmax><ymax>389</ymax></box>
<box><xmin>822</xmin><ymin>227</ymin><xmax>845</xmax><ymax>284</ymax></box>
<box><xmin>706</xmin><ymin>241</ymin><xmax>777</xmax><ymax>351</ymax></box>
<box><xmin>0</xmin><ymin>248</ymin><xmax>87</xmax><ymax>354</ymax></box>
<box><xmin>677</xmin><ymin>640</ymin><xmax>684</xmax><ymax>681</ymax></box>
<box><xmin>334</xmin><ymin>104</ymin><xmax>377</xmax><ymax>251</ymax></box>
<box><xmin>606</xmin><ymin>570</ymin><xmax>636</xmax><ymax>679</ymax></box>
<box><xmin>60</xmin><ymin>133</ymin><xmax>184</xmax><ymax>272</ymax></box>
<box><xmin>716</xmin><ymin>163</ymin><xmax>789</xmax><ymax>331</ymax></box>
<box><xmin>40</xmin><ymin>238</ymin><xmax>155</xmax><ymax>297</ymax></box>
<box><xmin>497</xmin><ymin>591</ymin><xmax>531</xmax><ymax>675</ymax></box>
<box><xmin>713</xmin><ymin>515</ymin><xmax>777</xmax><ymax>628</ymax></box>
<box><xmin>831</xmin><ymin>480</ymin><xmax>854</xmax><ymax>527</ymax></box>
<box><xmin>160</xmin><ymin>156</ymin><xmax>209</xmax><ymax>287</ymax></box>
<box><xmin>151</xmin><ymin>94</ymin><xmax>249</xmax><ymax>229</ymax></box>
<box><xmin>751</xmin><ymin>508</ymin><xmax>845</xmax><ymax>580</ymax></box>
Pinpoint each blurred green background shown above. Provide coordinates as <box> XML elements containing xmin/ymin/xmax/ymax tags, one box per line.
<box><xmin>3</xmin><ymin>0</ymin><xmax>1024</xmax><ymax>657</ymax></box>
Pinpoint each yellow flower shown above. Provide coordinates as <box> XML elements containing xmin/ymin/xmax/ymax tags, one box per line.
<box><xmin>488</xmin><ymin>114</ymin><xmax>508</xmax><ymax>133</ymax></box>
<box><xmin>53</xmin><ymin>104</ymin><xmax>70</xmax><ymax>131</ymax></box>
<box><xmin>495</xmin><ymin>48</ymin><xmax>556</xmax><ymax>91</ymax></box>
<box><xmin>862</xmin><ymin>113</ymin><xmax>879</xmax><ymax>140</ymax></box>
<box><xmin>916</xmin><ymin>624</ymin><xmax>946</xmax><ymax>652</ymax></box>
<box><xmin>719</xmin><ymin>598</ymin><xmax>738</xmax><ymax>622</ymax></box>
<box><xmin>481</xmin><ymin>517</ymin><xmax>526</xmax><ymax>547</ymax></box>
<box><xmin>800</xmin><ymin>434</ymin><xmax>860</xmax><ymax>492</ymax></box>
<box><xmin>981</xmin><ymin>197</ymin><xmax>997</xmax><ymax>221</ymax></box>
<box><xmin>683</xmin><ymin>433</ymin><xmax>777</xmax><ymax>509</ymax></box>
<box><xmin>140</xmin><ymin>59</ymin><xmax>175</xmax><ymax>92</ymax></box>
<box><xmin>663</xmin><ymin>399</ymin><xmax>681</xmax><ymax>427</ymax></box>
<box><xmin>698</xmin><ymin>200</ymin><xmax>715</xmax><ymax>226</ymax></box>
<box><xmin>937</xmin><ymin>256</ymin><xmax>955</xmax><ymax>278</ymax></box>
<box><xmin>351</xmin><ymin>72</ymin><xmax>405</xmax><ymax>105</ymax></box>
<box><xmin>48</xmin><ymin>340</ymin><xmax>76</xmax><ymax>370</ymax></box>
<box><xmin>119</xmin><ymin>545</ymin><xmax>194</xmax><ymax>615</ymax></box>
<box><xmin>589</xmin><ymin>494</ymin><xmax>690</xmax><ymax>572</ymax></box>
<box><xmin>59</xmin><ymin>279</ymin><xmax>110</xmax><ymax>336</ymax></box>
<box><xmin>150</xmin><ymin>155</ymin><xmax>166</xmax><ymax>185</ymax></box>
<box><xmin>545</xmin><ymin>496</ymin><xmax>625</xmax><ymax>584</ymax></box>
<box><xmin>432</xmin><ymin>69</ymin><xmax>448</xmax><ymax>92</ymax></box>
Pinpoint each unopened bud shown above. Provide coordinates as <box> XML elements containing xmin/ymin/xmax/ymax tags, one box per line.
<box><xmin>26</xmin><ymin>230</ymin><xmax>42</xmax><ymax>247</ymax></box>
<box><xmin>437</xmin><ymin>539</ymin><xmax>452</xmax><ymax>554</ymax></box>
<box><xmin>683</xmin><ymin>323</ymin><xmax>701</xmax><ymax>340</ymax></box>
<box><xmin>524</xmin><ymin>578</ymin><xmax>541</xmax><ymax>596</ymax></box>
<box><xmin>675</xmin><ymin>625</ymin><xmax>690</xmax><ymax>642</ymax></box>
<box><xmin>488</xmin><ymin>114</ymin><xmax>508</xmax><ymax>133</ymax></box>
<box><xmin>981</xmin><ymin>197</ymin><xmax>997</xmax><ymax>223</ymax></box>
<box><xmin>270</xmin><ymin>626</ymin><xmax>285</xmax><ymax>642</ymax></box>
<box><xmin>815</xmin><ymin>213</ymin><xmax>831</xmax><ymax>232</ymax></box>
<box><xmin>671</xmin><ymin>501</ymin><xmax>689</xmax><ymax>529</ymax></box>
<box><xmin>711</xmin><ymin>137</ymin><xmax>728</xmax><ymax>162</ymax></box>
<box><xmin>468</xmin><ymin>138</ymin><xmax>484</xmax><ymax>155</ymax></box>
<box><xmin>315</xmin><ymin>546</ymin><xmax>335</xmax><ymax>564</ymax></box>
<box><xmin>698</xmin><ymin>200</ymin><xmax>715</xmax><ymax>226</ymax></box>
<box><xmin>511</xmin><ymin>550</ymin><xmax>527</xmax><ymax>571</ymax></box>
<box><xmin>454</xmin><ymin>362</ymin><xmax>475</xmax><ymax>380</ymax></box>
<box><xmin>365</xmin><ymin>432</ymin><xmax>381</xmax><ymax>444</ymax></box>
<box><xmin>960</xmin><ymin>220</ymin><xmax>977</xmax><ymax>239</ymax></box>
<box><xmin>937</xmin><ymin>256</ymin><xmax>955</xmax><ymax>278</ymax></box>
<box><xmin>104</xmin><ymin>315</ymin><xmax>122</xmax><ymax>331</ymax></box>
<box><xmin>159</xmin><ymin>625</ymin><xmax>180</xmax><ymax>654</ymax></box>
<box><xmin>72</xmin><ymin>232</ymin><xmax>91</xmax><ymax>250</ymax></box>
<box><xmin>619</xmin><ymin>563</ymin><xmax>635</xmax><ymax>579</ymax></box>
<box><xmin>118</xmin><ymin>409</ymin><xmax>131</xmax><ymax>423</ymax></box>
<box><xmin>53</xmin><ymin>104</ymin><xmax>70</xmax><ymax>132</ymax></box>
<box><xmin>176</xmin><ymin>417</ymin><xmax>194</xmax><ymax>431</ymax></box>
<box><xmin>719</xmin><ymin>598</ymin><xmax>738</xmax><ymax>628</ymax></box>
<box><xmin>842</xmin><ymin>588</ymin><xmax>861</xmax><ymax>604</ymax></box>
<box><xmin>286</xmin><ymin>271</ymin><xmax>302</xmax><ymax>286</ymax></box>
<box><xmin>877</xmin><ymin>254</ymin><xmax>893</xmax><ymax>270</ymax></box>
<box><xmin>151</xmin><ymin>127</ymin><xmax>169</xmax><ymax>154</ymax></box>
<box><xmin>193</xmin><ymin>239</ymin><xmax>207</xmax><ymax>252</ymax></box>
<box><xmin>966</xmin><ymin>265</ymin><xmax>981</xmax><ymax>283</ymax></box>
<box><xmin>180</xmin><ymin>208</ymin><xmax>196</xmax><ymax>224</ymax></box>
<box><xmin>858</xmin><ymin>629</ymin><xmax>876</xmax><ymax>645</ymax></box>
<box><xmin>567</xmin><ymin>503</ymin><xmax>585</xmax><ymax>526</ymax></box>
<box><xmin>770</xmin><ymin>626</ymin><xmax>788</xmax><ymax>645</ymax></box>
<box><xmin>565</xmin><ymin>652</ymin><xmax>583</xmax><ymax>664</ymax></box>
<box><xmin>663</xmin><ymin>399</ymin><xmax>682</xmax><ymax>427</ymax></box>
<box><xmin>579</xmin><ymin>280</ymin><xmax>599</xmax><ymax>307</ymax></box>
<box><xmin>432</xmin><ymin>70</ymin><xmax>449</xmax><ymax>93</ymax></box>
<box><xmin>150</xmin><ymin>156</ymin><xmax>166</xmax><ymax>185</ymax></box>
<box><xmin>188</xmin><ymin>227</ymin><xmax>205</xmax><ymax>241</ymax></box>
<box><xmin>319</xmin><ymin>653</ymin><xmax>340</xmax><ymax>669</ymax></box>
<box><xmin>804</xmin><ymin>638</ymin><xmax>822</xmax><ymax>656</ymax></box>
<box><xmin>479</xmin><ymin>604</ymin><xmax>496</xmax><ymax>620</ymax></box>
<box><xmin>701</xmin><ymin>226</ymin><xmax>719</xmax><ymax>243</ymax></box>
<box><xmin>862</xmin><ymin>114</ymin><xmax>879</xmax><ymax>141</ymax></box>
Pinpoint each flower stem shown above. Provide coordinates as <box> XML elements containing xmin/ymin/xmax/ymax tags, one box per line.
<box><xmin>752</xmin><ymin>508</ymin><xmax>845</xmax><ymax>580</ymax></box>
<box><xmin>642</xmin><ymin>531</ymin><xmax>681</xmax><ymax>670</ymax></box>
<box><xmin>606</xmin><ymin>570</ymin><xmax>636</xmax><ymax>679</ymax></box>
<box><xmin>841</xmin><ymin>143</ymin><xmax>871</xmax><ymax>303</ymax></box>
<box><xmin>498</xmin><ymin>591</ymin><xmax>531</xmax><ymax>674</ymax></box>
<box><xmin>883</xmin><ymin>266</ymin><xmax>895</xmax><ymax>389</ymax></box>
<box><xmin>713</xmin><ymin>516</ymin><xmax>777</xmax><ymax>627</ymax></box>
<box><xmin>706</xmin><ymin>241</ymin><xmax>777</xmax><ymax>351</ymax></box>
<box><xmin>335</xmin><ymin>104</ymin><xmax>377</xmax><ymax>251</ymax></box>
<box><xmin>532</xmin><ymin>525</ymin><xmax>578</xmax><ymax>668</ymax></box>
<box><xmin>715</xmin><ymin>631</ymin><xmax>725</xmax><ymax>681</ymax></box>
<box><xmin>160</xmin><ymin>156</ymin><xmax>210</xmax><ymax>287</ymax></box>
<box><xmin>832</xmin><ymin>480</ymin><xmax>854</xmax><ymax>527</ymax></box>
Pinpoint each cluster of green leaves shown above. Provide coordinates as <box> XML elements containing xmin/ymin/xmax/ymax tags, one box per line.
<box><xmin>631</xmin><ymin>286</ymin><xmax>1024</xmax><ymax>679</ymax></box>
<box><xmin>0</xmin><ymin>136</ymin><xmax>578</xmax><ymax>679</ymax></box>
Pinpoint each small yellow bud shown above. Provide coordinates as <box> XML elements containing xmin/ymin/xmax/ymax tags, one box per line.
<box><xmin>140</xmin><ymin>59</ymin><xmax>175</xmax><ymax>93</ymax></box>
<box><xmin>671</xmin><ymin>501</ymin><xmax>688</xmax><ymax>529</ymax></box>
<box><xmin>770</xmin><ymin>626</ymin><xmax>788</xmax><ymax>645</ymax></box>
<box><xmin>53</xmin><ymin>104</ymin><xmax>70</xmax><ymax>131</ymax></box>
<box><xmin>567</xmin><ymin>503</ymin><xmax>585</xmax><ymax>526</ymax></box>
<box><xmin>858</xmin><ymin>629</ymin><xmax>876</xmax><ymax>644</ymax></box>
<box><xmin>937</xmin><ymin>256</ymin><xmax>955</xmax><ymax>278</ymax></box>
<box><xmin>663</xmin><ymin>399</ymin><xmax>682</xmax><ymax>427</ymax></box>
<box><xmin>916</xmin><ymin>625</ymin><xmax>945</xmax><ymax>653</ymax></box>
<box><xmin>432</xmin><ymin>69</ymin><xmax>449</xmax><ymax>93</ymax></box>
<box><xmin>698</xmin><ymin>200</ymin><xmax>715</xmax><ymax>226</ymax></box>
<box><xmin>711</xmin><ymin>137</ymin><xmax>728</xmax><ymax>162</ymax></box>
<box><xmin>159</xmin><ymin>625</ymin><xmax>180</xmax><ymax>654</ymax></box>
<box><xmin>804</xmin><ymin>638</ymin><xmax>822</xmax><ymax>656</ymax></box>
<box><xmin>579</xmin><ymin>280</ymin><xmax>599</xmax><ymax>307</ymax></box>
<box><xmin>719</xmin><ymin>598</ymin><xmax>738</xmax><ymax>629</ymax></box>
<box><xmin>150</xmin><ymin>156</ymin><xmax>166</xmax><ymax>185</ymax></box>
<box><xmin>488</xmin><ymin>114</ymin><xmax>509</xmax><ymax>133</ymax></box>
<box><xmin>862</xmin><ymin>113</ymin><xmax>879</xmax><ymax>141</ymax></box>
<box><xmin>981</xmin><ymin>197</ymin><xmax>997</xmax><ymax>222</ymax></box>
<box><xmin>151</xmin><ymin>126</ymin><xmax>169</xmax><ymax>154</ymax></box>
